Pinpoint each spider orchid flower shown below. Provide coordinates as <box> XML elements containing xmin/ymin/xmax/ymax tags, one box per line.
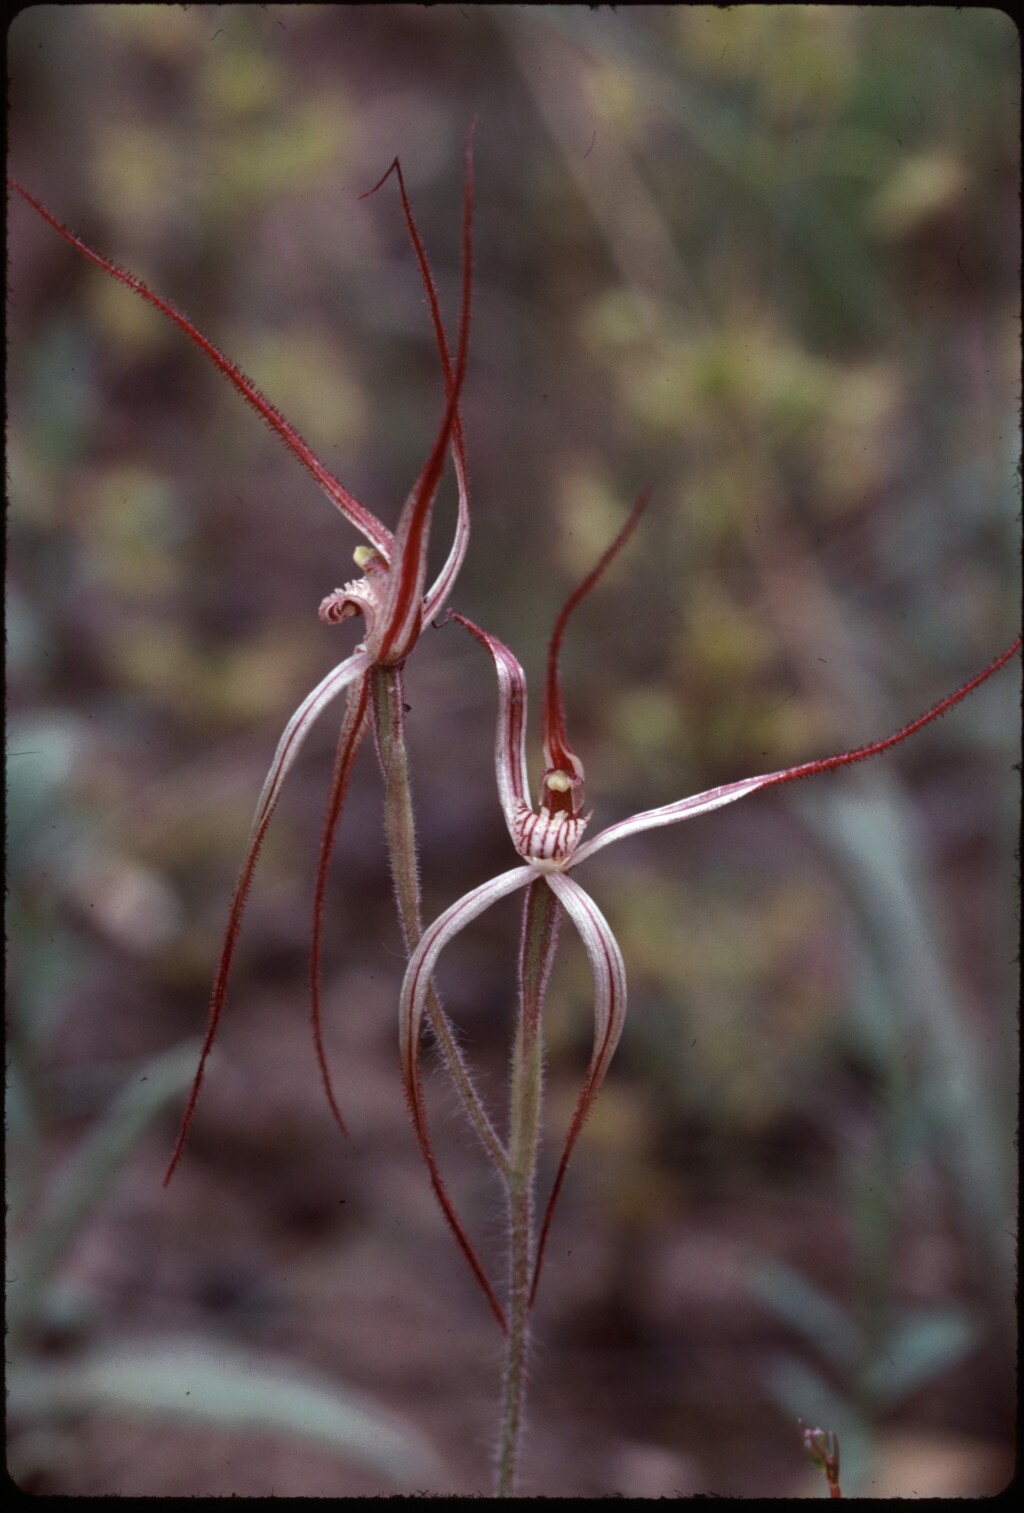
<box><xmin>401</xmin><ymin>489</ymin><xmax>1021</xmax><ymax>1315</ymax></box>
<box><xmin>10</xmin><ymin>130</ymin><xmax>476</xmax><ymax>1176</ymax></box>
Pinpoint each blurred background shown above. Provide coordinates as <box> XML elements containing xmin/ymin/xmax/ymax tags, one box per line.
<box><xmin>6</xmin><ymin>5</ymin><xmax>1019</xmax><ymax>1497</ymax></box>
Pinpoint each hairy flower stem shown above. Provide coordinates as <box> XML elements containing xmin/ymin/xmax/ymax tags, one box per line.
<box><xmin>496</xmin><ymin>879</ymin><xmax>562</xmax><ymax>1497</ymax></box>
<box><xmin>370</xmin><ymin>665</ymin><xmax>509</xmax><ymax>1176</ymax></box>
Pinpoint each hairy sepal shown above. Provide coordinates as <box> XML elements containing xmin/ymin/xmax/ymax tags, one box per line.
<box><xmin>375</xmin><ymin>130</ymin><xmax>475</xmax><ymax>665</ymax></box>
<box><xmin>9</xmin><ymin>178</ymin><xmax>391</xmax><ymax>556</ymax></box>
<box><xmin>573</xmin><ymin>638</ymin><xmax>1022</xmax><ymax>868</ymax></box>
<box><xmin>530</xmin><ymin>873</ymin><xmax>627</xmax><ymax>1303</ymax></box>
<box><xmin>399</xmin><ymin>865</ymin><xmax>535</xmax><ymax>1329</ymax></box>
<box><xmin>542</xmin><ymin>486</ymin><xmax>651</xmax><ymax>789</ymax></box>
<box><xmin>164</xmin><ymin>648</ymin><xmax>373</xmax><ymax>1184</ymax></box>
<box><xmin>309</xmin><ymin>673</ymin><xmax>374</xmax><ymax>1139</ymax></box>
<box><xmin>360</xmin><ymin>132</ymin><xmax>476</xmax><ymax>625</ymax></box>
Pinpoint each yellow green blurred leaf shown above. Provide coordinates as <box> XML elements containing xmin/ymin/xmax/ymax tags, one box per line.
<box><xmin>228</xmin><ymin>328</ymin><xmax>368</xmax><ymax>457</ymax></box>
<box><xmin>869</xmin><ymin>152</ymin><xmax>971</xmax><ymax>239</ymax></box>
<box><xmin>213</xmin><ymin>98</ymin><xmax>352</xmax><ymax>206</ymax></box>
<box><xmin>93</xmin><ymin>123</ymin><xmax>189</xmax><ymax>235</ymax></box>
<box><xmin>82</xmin><ymin>467</ymin><xmax>183</xmax><ymax>595</ymax></box>
<box><xmin>202</xmin><ymin>42</ymin><xmax>283</xmax><ymax>119</ymax></box>
<box><xmin>557</xmin><ymin>466</ymin><xmax>634</xmax><ymax>579</ymax></box>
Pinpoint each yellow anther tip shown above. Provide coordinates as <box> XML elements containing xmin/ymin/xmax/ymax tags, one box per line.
<box><xmin>353</xmin><ymin>544</ymin><xmax>377</xmax><ymax>568</ymax></box>
<box><xmin>546</xmin><ymin>771</ymin><xmax>573</xmax><ymax>793</ymax></box>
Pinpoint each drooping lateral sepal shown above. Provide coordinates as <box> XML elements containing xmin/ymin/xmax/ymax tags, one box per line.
<box><xmin>309</xmin><ymin>673</ymin><xmax>374</xmax><ymax>1139</ymax></box>
<box><xmin>530</xmin><ymin>872</ymin><xmax>627</xmax><ymax>1303</ymax></box>
<box><xmin>399</xmin><ymin>865</ymin><xmax>536</xmax><ymax>1330</ymax></box>
<box><xmin>164</xmin><ymin>647</ymin><xmax>374</xmax><ymax>1185</ymax></box>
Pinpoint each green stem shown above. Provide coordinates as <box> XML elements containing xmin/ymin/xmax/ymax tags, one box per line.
<box><xmin>495</xmin><ymin>878</ymin><xmax>562</xmax><ymax>1498</ymax></box>
<box><xmin>369</xmin><ymin>664</ymin><xmax>509</xmax><ymax>1179</ymax></box>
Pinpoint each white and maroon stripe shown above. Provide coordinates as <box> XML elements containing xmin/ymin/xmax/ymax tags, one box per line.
<box><xmin>164</xmin><ymin>648</ymin><xmax>373</xmax><ymax>1185</ymax></box>
<box><xmin>531</xmin><ymin>871</ymin><xmax>626</xmax><ymax>1301</ymax></box>
<box><xmin>318</xmin><ymin>589</ymin><xmax>362</xmax><ymax>626</ymax></box>
<box><xmin>244</xmin><ymin>651</ymin><xmax>373</xmax><ymax>849</ymax></box>
<box><xmin>512</xmin><ymin>802</ymin><xmax>585</xmax><ymax>864</ymax></box>
<box><xmin>398</xmin><ymin>863</ymin><xmax>533</xmax><ymax>1330</ymax></box>
<box><xmin>452</xmin><ymin>616</ymin><xmax>531</xmax><ymax>823</ymax></box>
<box><xmin>319</xmin><ymin>575</ymin><xmax>387</xmax><ymax>644</ymax></box>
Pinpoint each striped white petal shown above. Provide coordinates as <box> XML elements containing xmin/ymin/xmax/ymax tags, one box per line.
<box><xmin>531</xmin><ymin>871</ymin><xmax>627</xmax><ymax>1300</ymax></box>
<box><xmin>164</xmin><ymin>648</ymin><xmax>374</xmax><ymax>1184</ymax></box>
<box><xmin>571</xmin><ymin>772</ymin><xmax>775</xmax><ymax>867</ymax></box>
<box><xmin>571</xmin><ymin>639</ymin><xmax>1023</xmax><ymax>869</ymax></box>
<box><xmin>400</xmin><ymin>866</ymin><xmax>535</xmax><ymax>1100</ymax></box>
<box><xmin>398</xmin><ymin>864</ymin><xmax>533</xmax><ymax>1329</ymax></box>
<box><xmin>511</xmin><ymin>801</ymin><xmax>586</xmax><ymax>864</ymax></box>
<box><xmin>452</xmin><ymin>616</ymin><xmax>531</xmax><ymax>836</ymax></box>
<box><xmin>421</xmin><ymin>450</ymin><xmax>469</xmax><ymax>624</ymax></box>
<box><xmin>247</xmin><ymin>650</ymin><xmax>375</xmax><ymax>840</ymax></box>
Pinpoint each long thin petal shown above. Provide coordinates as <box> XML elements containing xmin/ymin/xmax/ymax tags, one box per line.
<box><xmin>531</xmin><ymin>872</ymin><xmax>627</xmax><ymax>1304</ymax></box>
<box><xmin>9</xmin><ymin>179</ymin><xmax>392</xmax><ymax>556</ymax></box>
<box><xmin>451</xmin><ymin>615</ymin><xmax>531</xmax><ymax>837</ymax></box>
<box><xmin>164</xmin><ymin>648</ymin><xmax>373</xmax><ymax>1184</ymax></box>
<box><xmin>309</xmin><ymin>672</ymin><xmax>373</xmax><ymax>1139</ymax></box>
<box><xmin>421</xmin><ymin>461</ymin><xmax>470</xmax><ymax>623</ymax></box>
<box><xmin>359</xmin><ymin>144</ymin><xmax>473</xmax><ymax>625</ymax></box>
<box><xmin>542</xmin><ymin>486</ymin><xmax>651</xmax><ymax>780</ymax></box>
<box><xmin>376</xmin><ymin>128</ymin><xmax>475</xmax><ymax>664</ymax></box>
<box><xmin>400</xmin><ymin>865</ymin><xmax>535</xmax><ymax>1330</ymax></box>
<box><xmin>573</xmin><ymin>638</ymin><xmax>1023</xmax><ymax>867</ymax></box>
<box><xmin>571</xmin><ymin>772</ymin><xmax>777</xmax><ymax>867</ymax></box>
<box><xmin>369</xmin><ymin>664</ymin><xmax>511</xmax><ymax>1179</ymax></box>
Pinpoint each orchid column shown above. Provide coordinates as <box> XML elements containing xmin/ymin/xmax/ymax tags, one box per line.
<box><xmin>10</xmin><ymin>126</ymin><xmax>507</xmax><ymax>1321</ymax></box>
<box><xmin>400</xmin><ymin>486</ymin><xmax>1020</xmax><ymax>1494</ymax></box>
